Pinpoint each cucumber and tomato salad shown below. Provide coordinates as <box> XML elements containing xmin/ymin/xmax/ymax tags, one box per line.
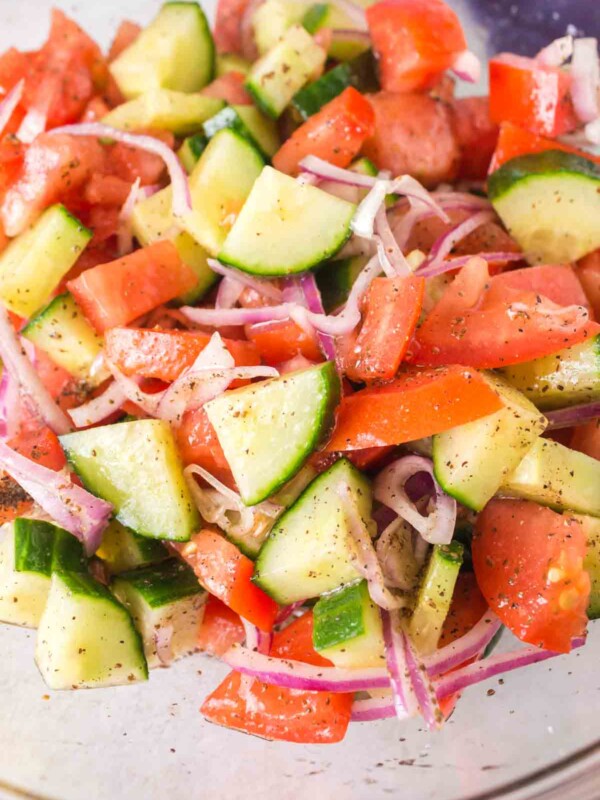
<box><xmin>0</xmin><ymin>0</ymin><xmax>597</xmax><ymax>747</ymax></box>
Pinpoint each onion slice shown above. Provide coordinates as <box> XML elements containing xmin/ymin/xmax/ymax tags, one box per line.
<box><xmin>351</xmin><ymin>694</ymin><xmax>400</xmax><ymax>722</ymax></box>
<box><xmin>424</xmin><ymin>611</ymin><xmax>503</xmax><ymax>678</ymax></box>
<box><xmin>403</xmin><ymin>631</ymin><xmax>443</xmax><ymax>730</ymax></box>
<box><xmin>299</xmin><ymin>273</ymin><xmax>336</xmax><ymax>361</ymax></box>
<box><xmin>536</xmin><ymin>35</ymin><xmax>574</xmax><ymax>67</ymax></box>
<box><xmin>208</xmin><ymin>259</ymin><xmax>283</xmax><ymax>303</ymax></box>
<box><xmin>381</xmin><ymin>610</ymin><xmax>419</xmax><ymax>719</ymax></box>
<box><xmin>215</xmin><ymin>276</ymin><xmax>244</xmax><ymax>310</ymax></box>
<box><xmin>570</xmin><ymin>38</ymin><xmax>600</xmax><ymax>124</ymax></box>
<box><xmin>416</xmin><ymin>210</ymin><xmax>496</xmax><ymax>277</ymax></box>
<box><xmin>545</xmin><ymin>401</ymin><xmax>600</xmax><ymax>430</ymax></box>
<box><xmin>154</xmin><ymin>625</ymin><xmax>174</xmax><ymax>667</ymax></box>
<box><xmin>0</xmin><ymin>79</ymin><xmax>24</xmax><ymax>139</ymax></box>
<box><xmin>68</xmin><ymin>380</ymin><xmax>127</xmax><ymax>428</ymax></box>
<box><xmin>117</xmin><ymin>177</ymin><xmax>142</xmax><ymax>256</ymax></box>
<box><xmin>451</xmin><ymin>50</ymin><xmax>481</xmax><ymax>83</ymax></box>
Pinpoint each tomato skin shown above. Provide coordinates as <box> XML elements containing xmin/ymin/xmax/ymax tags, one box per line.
<box><xmin>201</xmin><ymin>72</ymin><xmax>253</xmax><ymax>105</ymax></box>
<box><xmin>363</xmin><ymin>92</ymin><xmax>459</xmax><ymax>188</ymax></box>
<box><xmin>272</xmin><ymin>87</ymin><xmax>375</xmax><ymax>177</ymax></box>
<box><xmin>489</xmin><ymin>264</ymin><xmax>592</xmax><ymax>316</ymax></box>
<box><xmin>439</xmin><ymin>572</ymin><xmax>488</xmax><ymax>647</ymax></box>
<box><xmin>176</xmin><ymin>530</ymin><xmax>278</xmax><ymax>631</ymax></box>
<box><xmin>489</xmin><ymin>54</ymin><xmax>578</xmax><ymax>138</ymax></box>
<box><xmin>108</xmin><ymin>20</ymin><xmax>141</xmax><ymax>63</ymax></box>
<box><xmin>449</xmin><ymin>97</ymin><xmax>499</xmax><ymax>181</ymax></box>
<box><xmin>107</xmin><ymin>130</ymin><xmax>174</xmax><ymax>186</ymax></box>
<box><xmin>576</xmin><ymin>250</ymin><xmax>600</xmax><ymax>321</ymax></box>
<box><xmin>7</xmin><ymin>424</ymin><xmax>67</xmax><ymax>472</ymax></box>
<box><xmin>473</xmin><ymin>499</ymin><xmax>589</xmax><ymax>653</ymax></box>
<box><xmin>214</xmin><ymin>0</ymin><xmax>250</xmax><ymax>54</ymax></box>
<box><xmin>570</xmin><ymin>420</ymin><xmax>600</xmax><ymax>462</ymax></box>
<box><xmin>366</xmin><ymin>0</ymin><xmax>466</xmax><ymax>93</ymax></box>
<box><xmin>68</xmin><ymin>241</ymin><xmax>197</xmax><ymax>333</ymax></box>
<box><xmin>489</xmin><ymin>122</ymin><xmax>600</xmax><ymax>174</ymax></box>
<box><xmin>246</xmin><ymin>318</ymin><xmax>323</xmax><ymax>365</ymax></box>
<box><xmin>84</xmin><ymin>173</ymin><xmax>133</xmax><ymax>208</ymax></box>
<box><xmin>176</xmin><ymin>407</ymin><xmax>235</xmax><ymax>485</ymax></box>
<box><xmin>197</xmin><ymin>595</ymin><xmax>245</xmax><ymax>657</ymax></box>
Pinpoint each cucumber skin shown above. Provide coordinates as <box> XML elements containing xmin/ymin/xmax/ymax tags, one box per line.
<box><xmin>488</xmin><ymin>150</ymin><xmax>600</xmax><ymax>201</ymax></box>
<box><xmin>14</xmin><ymin>519</ymin><xmax>87</xmax><ymax>576</ymax></box>
<box><xmin>313</xmin><ymin>580</ymin><xmax>368</xmax><ymax>651</ymax></box>
<box><xmin>114</xmin><ymin>559</ymin><xmax>203</xmax><ymax>609</ymax></box>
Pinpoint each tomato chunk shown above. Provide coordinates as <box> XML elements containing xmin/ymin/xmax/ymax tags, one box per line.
<box><xmin>489</xmin><ymin>121</ymin><xmax>600</xmax><ymax>174</ymax></box>
<box><xmin>326</xmin><ymin>364</ymin><xmax>503</xmax><ymax>451</ymax></box>
<box><xmin>489</xmin><ymin>54</ymin><xmax>578</xmax><ymax>138</ymax></box>
<box><xmin>246</xmin><ymin>318</ymin><xmax>323</xmax><ymax>365</ymax></box>
<box><xmin>214</xmin><ymin>0</ymin><xmax>251</xmax><ymax>54</ymax></box>
<box><xmin>197</xmin><ymin>595</ymin><xmax>246</xmax><ymax>657</ymax></box>
<box><xmin>439</xmin><ymin>572</ymin><xmax>488</xmax><ymax>647</ymax></box>
<box><xmin>68</xmin><ymin>241</ymin><xmax>197</xmax><ymax>332</ymax></box>
<box><xmin>489</xmin><ymin>264</ymin><xmax>592</xmax><ymax>315</ymax></box>
<box><xmin>576</xmin><ymin>250</ymin><xmax>600</xmax><ymax>321</ymax></box>
<box><xmin>473</xmin><ymin>499</ymin><xmax>589</xmax><ymax>653</ymax></box>
<box><xmin>176</xmin><ymin>529</ymin><xmax>278</xmax><ymax>631</ymax></box>
<box><xmin>201</xmin><ymin>612</ymin><xmax>353</xmax><ymax>743</ymax></box>
<box><xmin>449</xmin><ymin>96</ymin><xmax>499</xmax><ymax>180</ymax></box>
<box><xmin>176</xmin><ymin>407</ymin><xmax>235</xmax><ymax>487</ymax></box>
<box><xmin>570</xmin><ymin>420</ymin><xmax>600</xmax><ymax>462</ymax></box>
<box><xmin>273</xmin><ymin>87</ymin><xmax>375</xmax><ymax>176</ymax></box>
<box><xmin>201</xmin><ymin>72</ymin><xmax>253</xmax><ymax>105</ymax></box>
<box><xmin>108</xmin><ymin>20</ymin><xmax>141</xmax><ymax>63</ymax></box>
<box><xmin>366</xmin><ymin>0</ymin><xmax>466</xmax><ymax>93</ymax></box>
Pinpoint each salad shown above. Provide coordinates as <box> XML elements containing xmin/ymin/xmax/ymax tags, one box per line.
<box><xmin>0</xmin><ymin>0</ymin><xmax>597</xmax><ymax>745</ymax></box>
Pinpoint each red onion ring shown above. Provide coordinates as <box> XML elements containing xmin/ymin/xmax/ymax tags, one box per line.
<box><xmin>424</xmin><ymin>611</ymin><xmax>503</xmax><ymax>678</ymax></box>
<box><xmin>545</xmin><ymin>400</ymin><xmax>600</xmax><ymax>430</ymax></box>
<box><xmin>117</xmin><ymin>177</ymin><xmax>142</xmax><ymax>257</ymax></box>
<box><xmin>451</xmin><ymin>50</ymin><xmax>481</xmax><ymax>83</ymax></box>
<box><xmin>68</xmin><ymin>380</ymin><xmax>127</xmax><ymax>428</ymax></box>
<box><xmin>381</xmin><ymin>610</ymin><xmax>419</xmax><ymax>719</ymax></box>
<box><xmin>403</xmin><ymin>630</ymin><xmax>442</xmax><ymax>730</ymax></box>
<box><xmin>208</xmin><ymin>258</ymin><xmax>283</xmax><ymax>303</ymax></box>
<box><xmin>416</xmin><ymin>210</ymin><xmax>496</xmax><ymax>277</ymax></box>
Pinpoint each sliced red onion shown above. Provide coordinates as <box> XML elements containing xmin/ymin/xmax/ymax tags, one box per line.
<box><xmin>182</xmin><ymin>303</ymin><xmax>292</xmax><ymax>328</ymax></box>
<box><xmin>208</xmin><ymin>259</ymin><xmax>283</xmax><ymax>303</ymax></box>
<box><xmin>351</xmin><ymin>694</ymin><xmax>399</xmax><ymax>722</ymax></box>
<box><xmin>375</xmin><ymin>518</ymin><xmax>420</xmax><ymax>592</ymax></box>
<box><xmin>106</xmin><ymin>362</ymin><xmax>164</xmax><ymax>417</ymax></box>
<box><xmin>425</xmin><ymin>252</ymin><xmax>523</xmax><ymax>274</ymax></box>
<box><xmin>17</xmin><ymin>105</ymin><xmax>47</xmax><ymax>144</ymax></box>
<box><xmin>536</xmin><ymin>35</ymin><xmax>574</xmax><ymax>67</ymax></box>
<box><xmin>403</xmin><ymin>631</ymin><xmax>442</xmax><ymax>730</ymax></box>
<box><xmin>424</xmin><ymin>611</ymin><xmax>503</xmax><ymax>678</ymax></box>
<box><xmin>281</xmin><ymin>277</ymin><xmax>307</xmax><ymax>306</ymax></box>
<box><xmin>0</xmin><ymin>305</ymin><xmax>71</xmax><ymax>435</ymax></box>
<box><xmin>49</xmin><ymin>123</ymin><xmax>192</xmax><ymax>217</ymax></box>
<box><xmin>0</xmin><ymin>79</ymin><xmax>23</xmax><ymax>139</ymax></box>
<box><xmin>117</xmin><ymin>177</ymin><xmax>142</xmax><ymax>257</ymax></box>
<box><xmin>436</xmin><ymin>637</ymin><xmax>586</xmax><ymax>699</ymax></box>
<box><xmin>215</xmin><ymin>276</ymin><xmax>244</xmax><ymax>310</ymax></box>
<box><xmin>299</xmin><ymin>273</ymin><xmax>336</xmax><ymax>361</ymax></box>
<box><xmin>416</xmin><ymin>210</ymin><xmax>496</xmax><ymax>277</ymax></box>
<box><xmin>299</xmin><ymin>156</ymin><xmax>379</xmax><ymax>188</ymax></box>
<box><xmin>584</xmin><ymin>118</ymin><xmax>600</xmax><ymax>145</ymax></box>
<box><xmin>545</xmin><ymin>401</ymin><xmax>600</xmax><ymax>430</ymax></box>
<box><xmin>570</xmin><ymin>38</ymin><xmax>600</xmax><ymax>124</ymax></box>
<box><xmin>381</xmin><ymin>610</ymin><xmax>419</xmax><ymax>719</ymax></box>
<box><xmin>0</xmin><ymin>365</ymin><xmax>21</xmax><ymax>439</ymax></box>
<box><xmin>374</xmin><ymin>456</ymin><xmax>456</xmax><ymax>545</ymax></box>
<box><xmin>154</xmin><ymin>625</ymin><xmax>174</xmax><ymax>667</ymax></box>
<box><xmin>0</xmin><ymin>440</ymin><xmax>112</xmax><ymax>555</ymax></box>
<box><xmin>275</xmin><ymin>601</ymin><xmax>306</xmax><ymax>626</ymax></box>
<box><xmin>374</xmin><ymin>205</ymin><xmax>412</xmax><ymax>276</ymax></box>
<box><xmin>68</xmin><ymin>380</ymin><xmax>127</xmax><ymax>428</ymax></box>
<box><xmin>222</xmin><ymin>644</ymin><xmax>391</xmax><ymax>691</ymax></box>
<box><xmin>329</xmin><ymin>0</ymin><xmax>367</xmax><ymax>29</ymax></box>
<box><xmin>451</xmin><ymin>50</ymin><xmax>482</xmax><ymax>83</ymax></box>
<box><xmin>241</xmin><ymin>617</ymin><xmax>273</xmax><ymax>655</ymax></box>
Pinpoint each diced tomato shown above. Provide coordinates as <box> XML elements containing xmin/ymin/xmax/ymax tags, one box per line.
<box><xmin>570</xmin><ymin>419</ymin><xmax>600</xmax><ymax>462</ymax></box>
<box><xmin>7</xmin><ymin>423</ymin><xmax>66</xmax><ymax>471</ymax></box>
<box><xmin>197</xmin><ymin>595</ymin><xmax>246</xmax><ymax>657</ymax></box>
<box><xmin>449</xmin><ymin>96</ymin><xmax>499</xmax><ymax>180</ymax></box>
<box><xmin>201</xmin><ymin>72</ymin><xmax>253</xmax><ymax>105</ymax></box>
<box><xmin>340</xmin><ymin>275</ymin><xmax>424</xmax><ymax>383</ymax></box>
<box><xmin>489</xmin><ymin>264</ymin><xmax>592</xmax><ymax>315</ymax></box>
<box><xmin>489</xmin><ymin>54</ymin><xmax>578</xmax><ymax>138</ymax></box>
<box><xmin>363</xmin><ymin>92</ymin><xmax>459</xmax><ymax>187</ymax></box>
<box><xmin>273</xmin><ymin>87</ymin><xmax>375</xmax><ymax>176</ymax></box>
<box><xmin>107</xmin><ymin>130</ymin><xmax>174</xmax><ymax>186</ymax></box>
<box><xmin>214</xmin><ymin>0</ymin><xmax>251</xmax><ymax>54</ymax></box>
<box><xmin>489</xmin><ymin>121</ymin><xmax>600</xmax><ymax>174</ymax></box>
<box><xmin>176</xmin><ymin>407</ymin><xmax>235</xmax><ymax>486</ymax></box>
<box><xmin>0</xmin><ymin>135</ymin><xmax>25</xmax><ymax>212</ymax></box>
<box><xmin>68</xmin><ymin>241</ymin><xmax>197</xmax><ymax>333</ymax></box>
<box><xmin>410</xmin><ymin>258</ymin><xmax>600</xmax><ymax>369</ymax></box>
<box><xmin>326</xmin><ymin>364</ymin><xmax>503</xmax><ymax>451</ymax></box>
<box><xmin>0</xmin><ymin>474</ymin><xmax>32</xmax><ymax>525</ymax></box>
<box><xmin>105</xmin><ymin>327</ymin><xmax>260</xmax><ymax>382</ymax></box>
<box><xmin>108</xmin><ymin>20</ymin><xmax>141</xmax><ymax>63</ymax></box>
<box><xmin>473</xmin><ymin>499</ymin><xmax>589</xmax><ymax>653</ymax></box>
<box><xmin>439</xmin><ymin>572</ymin><xmax>488</xmax><ymax>647</ymax></box>
<box><xmin>84</xmin><ymin>174</ymin><xmax>133</xmax><ymax>207</ymax></box>
<box><xmin>576</xmin><ymin>250</ymin><xmax>600</xmax><ymax>321</ymax></box>
<box><xmin>79</xmin><ymin>205</ymin><xmax>120</xmax><ymax>245</ymax></box>
<box><xmin>176</xmin><ymin>529</ymin><xmax>278</xmax><ymax>631</ymax></box>
<box><xmin>0</xmin><ymin>48</ymin><xmax>29</xmax><ymax>93</ymax></box>
<box><xmin>246</xmin><ymin>318</ymin><xmax>323</xmax><ymax>365</ymax></box>
<box><xmin>366</xmin><ymin>0</ymin><xmax>466</xmax><ymax>93</ymax></box>
<box><xmin>201</xmin><ymin>612</ymin><xmax>353</xmax><ymax>743</ymax></box>
<box><xmin>80</xmin><ymin>95</ymin><xmax>111</xmax><ymax>122</ymax></box>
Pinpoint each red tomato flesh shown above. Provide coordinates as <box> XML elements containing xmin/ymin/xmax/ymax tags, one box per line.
<box><xmin>201</xmin><ymin>72</ymin><xmax>253</xmax><ymax>105</ymax></box>
<box><xmin>489</xmin><ymin>121</ymin><xmax>600</xmax><ymax>174</ymax></box>
<box><xmin>108</xmin><ymin>20</ymin><xmax>141</xmax><ymax>63</ymax></box>
<box><xmin>570</xmin><ymin>420</ymin><xmax>600</xmax><ymax>462</ymax></box>
<box><xmin>214</xmin><ymin>0</ymin><xmax>251</xmax><ymax>54</ymax></box>
<box><xmin>489</xmin><ymin>264</ymin><xmax>592</xmax><ymax>315</ymax></box>
<box><xmin>197</xmin><ymin>595</ymin><xmax>246</xmax><ymax>657</ymax></box>
<box><xmin>576</xmin><ymin>250</ymin><xmax>600</xmax><ymax>321</ymax></box>
<box><xmin>449</xmin><ymin>96</ymin><xmax>499</xmax><ymax>181</ymax></box>
<box><xmin>176</xmin><ymin>407</ymin><xmax>235</xmax><ymax>487</ymax></box>
<box><xmin>246</xmin><ymin>318</ymin><xmax>323</xmax><ymax>364</ymax></box>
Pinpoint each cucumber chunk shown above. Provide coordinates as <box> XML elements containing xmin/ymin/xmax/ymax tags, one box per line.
<box><xmin>182</xmin><ymin>129</ymin><xmax>265</xmax><ymax>257</ymax></box>
<box><xmin>245</xmin><ymin>25</ymin><xmax>326</xmax><ymax>119</ymax></box>
<box><xmin>111</xmin><ymin>559</ymin><xmax>205</xmax><ymax>668</ymax></box>
<box><xmin>35</xmin><ymin>571</ymin><xmax>148</xmax><ymax>689</ymax></box>
<box><xmin>203</xmin><ymin>105</ymin><xmax>280</xmax><ymax>159</ymax></box>
<box><xmin>177</xmin><ymin>133</ymin><xmax>208</xmax><ymax>174</ymax></box>
<box><xmin>575</xmin><ymin>514</ymin><xmax>600</xmax><ymax>620</ymax></box>
<box><xmin>503</xmin><ymin>438</ymin><xmax>600</xmax><ymax>517</ymax></box>
<box><xmin>313</xmin><ymin>580</ymin><xmax>385</xmax><ymax>668</ymax></box>
<box><xmin>317</xmin><ymin>255</ymin><xmax>369</xmax><ymax>312</ymax></box>
<box><xmin>96</xmin><ymin>521</ymin><xmax>168</xmax><ymax>575</ymax></box>
<box><xmin>308</xmin><ymin>4</ymin><xmax>372</xmax><ymax>61</ymax></box>
<box><xmin>498</xmin><ymin>335</ymin><xmax>600</xmax><ymax>410</ymax></box>
<box><xmin>110</xmin><ymin>2</ymin><xmax>214</xmax><ymax>99</ymax></box>
<box><xmin>219</xmin><ymin>166</ymin><xmax>356</xmax><ymax>276</ymax></box>
<box><xmin>60</xmin><ymin>420</ymin><xmax>200</xmax><ymax>542</ymax></box>
<box><xmin>0</xmin><ymin>204</ymin><xmax>91</xmax><ymax>317</ymax></box>
<box><xmin>253</xmin><ymin>458</ymin><xmax>370</xmax><ymax>603</ymax></box>
<box><xmin>488</xmin><ymin>151</ymin><xmax>600</xmax><ymax>264</ymax></box>
<box><xmin>408</xmin><ymin>542</ymin><xmax>463</xmax><ymax>655</ymax></box>
<box><xmin>206</xmin><ymin>362</ymin><xmax>340</xmax><ymax>505</ymax></box>
<box><xmin>0</xmin><ymin>519</ymin><xmax>87</xmax><ymax>628</ymax></box>
<box><xmin>433</xmin><ymin>373</ymin><xmax>548</xmax><ymax>512</ymax></box>
<box><xmin>302</xmin><ymin>3</ymin><xmax>329</xmax><ymax>34</ymax></box>
<box><xmin>216</xmin><ymin>53</ymin><xmax>251</xmax><ymax>78</ymax></box>
<box><xmin>252</xmin><ymin>0</ymin><xmax>307</xmax><ymax>55</ymax></box>
<box><xmin>103</xmin><ymin>89</ymin><xmax>223</xmax><ymax>135</ymax></box>
<box><xmin>22</xmin><ymin>293</ymin><xmax>106</xmax><ymax>385</ymax></box>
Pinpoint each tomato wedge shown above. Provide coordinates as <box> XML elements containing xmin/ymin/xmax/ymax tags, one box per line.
<box><xmin>201</xmin><ymin>612</ymin><xmax>353</xmax><ymax>743</ymax></box>
<box><xmin>245</xmin><ymin>318</ymin><xmax>323</xmax><ymax>365</ymax></box>
<box><xmin>272</xmin><ymin>87</ymin><xmax>375</xmax><ymax>176</ymax></box>
<box><xmin>176</xmin><ymin>529</ymin><xmax>278</xmax><ymax>631</ymax></box>
<box><xmin>489</xmin><ymin>264</ymin><xmax>592</xmax><ymax>315</ymax></box>
<box><xmin>449</xmin><ymin>97</ymin><xmax>499</xmax><ymax>181</ymax></box>
<box><xmin>176</xmin><ymin>407</ymin><xmax>235</xmax><ymax>487</ymax></box>
<box><xmin>68</xmin><ymin>241</ymin><xmax>197</xmax><ymax>332</ymax></box>
<box><xmin>473</xmin><ymin>499</ymin><xmax>589</xmax><ymax>653</ymax></box>
<box><xmin>570</xmin><ymin>420</ymin><xmax>600</xmax><ymax>462</ymax></box>
<box><xmin>489</xmin><ymin>121</ymin><xmax>600</xmax><ymax>174</ymax></box>
<box><xmin>214</xmin><ymin>0</ymin><xmax>250</xmax><ymax>55</ymax></box>
<box><xmin>366</xmin><ymin>0</ymin><xmax>466</xmax><ymax>93</ymax></box>
<box><xmin>197</xmin><ymin>595</ymin><xmax>246</xmax><ymax>657</ymax></box>
<box><xmin>576</xmin><ymin>250</ymin><xmax>600</xmax><ymax>321</ymax></box>
<box><xmin>410</xmin><ymin>258</ymin><xmax>600</xmax><ymax>369</ymax></box>
<box><xmin>326</xmin><ymin>364</ymin><xmax>503</xmax><ymax>451</ymax></box>
<box><xmin>201</xmin><ymin>72</ymin><xmax>253</xmax><ymax>105</ymax></box>
<box><xmin>439</xmin><ymin>572</ymin><xmax>488</xmax><ymax>647</ymax></box>
<box><xmin>108</xmin><ymin>20</ymin><xmax>141</xmax><ymax>63</ymax></box>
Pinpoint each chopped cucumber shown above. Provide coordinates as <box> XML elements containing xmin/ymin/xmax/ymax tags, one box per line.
<box><xmin>131</xmin><ymin>187</ymin><xmax>216</xmax><ymax>304</ymax></box>
<box><xmin>574</xmin><ymin>514</ymin><xmax>600</xmax><ymax>620</ymax></box>
<box><xmin>253</xmin><ymin>458</ymin><xmax>370</xmax><ymax>603</ymax></box>
<box><xmin>22</xmin><ymin>293</ymin><xmax>106</xmax><ymax>386</ymax></box>
<box><xmin>182</xmin><ymin>128</ymin><xmax>265</xmax><ymax>256</ymax></box>
<box><xmin>303</xmin><ymin>3</ymin><xmax>372</xmax><ymax>61</ymax></box>
<box><xmin>60</xmin><ymin>420</ymin><xmax>200</xmax><ymax>542</ymax></box>
<box><xmin>112</xmin><ymin>559</ymin><xmax>205</xmax><ymax>668</ymax></box>
<box><xmin>219</xmin><ymin>166</ymin><xmax>356</xmax><ymax>276</ymax></box>
<box><xmin>0</xmin><ymin>519</ymin><xmax>87</xmax><ymax>628</ymax></box>
<box><xmin>103</xmin><ymin>89</ymin><xmax>223</xmax><ymax>135</ymax></box>
<box><xmin>0</xmin><ymin>204</ymin><xmax>91</xmax><ymax>317</ymax></box>
<box><xmin>245</xmin><ymin>25</ymin><xmax>326</xmax><ymax>119</ymax></box>
<box><xmin>205</xmin><ymin>362</ymin><xmax>340</xmax><ymax>505</ymax></box>
<box><xmin>96</xmin><ymin>520</ymin><xmax>168</xmax><ymax>575</ymax></box>
<box><xmin>302</xmin><ymin>3</ymin><xmax>329</xmax><ymax>34</ymax></box>
<box><xmin>203</xmin><ymin>105</ymin><xmax>280</xmax><ymax>159</ymax></box>
<box><xmin>216</xmin><ymin>53</ymin><xmax>251</xmax><ymax>78</ymax></box>
<box><xmin>251</xmin><ymin>0</ymin><xmax>307</xmax><ymax>55</ymax></box>
<box><xmin>177</xmin><ymin>133</ymin><xmax>208</xmax><ymax>174</ymax></box>
<box><xmin>503</xmin><ymin>438</ymin><xmax>600</xmax><ymax>517</ymax></box>
<box><xmin>408</xmin><ymin>542</ymin><xmax>464</xmax><ymax>655</ymax></box>
<box><xmin>498</xmin><ymin>335</ymin><xmax>600</xmax><ymax>411</ymax></box>
<box><xmin>313</xmin><ymin>580</ymin><xmax>385</xmax><ymax>668</ymax></box>
<box><xmin>35</xmin><ymin>571</ymin><xmax>148</xmax><ymax>689</ymax></box>
<box><xmin>317</xmin><ymin>255</ymin><xmax>369</xmax><ymax>312</ymax></box>
<box><xmin>488</xmin><ymin>150</ymin><xmax>600</xmax><ymax>264</ymax></box>
<box><xmin>433</xmin><ymin>373</ymin><xmax>547</xmax><ymax>512</ymax></box>
<box><xmin>110</xmin><ymin>2</ymin><xmax>214</xmax><ymax>99</ymax></box>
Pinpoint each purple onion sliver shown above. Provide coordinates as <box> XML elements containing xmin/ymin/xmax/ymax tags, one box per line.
<box><xmin>299</xmin><ymin>273</ymin><xmax>337</xmax><ymax>361</ymax></box>
<box><xmin>68</xmin><ymin>380</ymin><xmax>127</xmax><ymax>428</ymax></box>
<box><xmin>403</xmin><ymin>632</ymin><xmax>442</xmax><ymax>730</ymax></box>
<box><xmin>351</xmin><ymin>696</ymin><xmax>400</xmax><ymax>722</ymax></box>
<box><xmin>417</xmin><ymin>210</ymin><xmax>496</xmax><ymax>277</ymax></box>
<box><xmin>275</xmin><ymin>600</ymin><xmax>306</xmax><ymax>626</ymax></box>
<box><xmin>545</xmin><ymin>401</ymin><xmax>600</xmax><ymax>430</ymax></box>
<box><xmin>570</xmin><ymin>38</ymin><xmax>599</xmax><ymax>124</ymax></box>
<box><xmin>215</xmin><ymin>276</ymin><xmax>244</xmax><ymax>310</ymax></box>
<box><xmin>381</xmin><ymin>610</ymin><xmax>417</xmax><ymax>719</ymax></box>
<box><xmin>425</xmin><ymin>612</ymin><xmax>503</xmax><ymax>678</ymax></box>
<box><xmin>208</xmin><ymin>258</ymin><xmax>283</xmax><ymax>302</ymax></box>
<box><xmin>419</xmin><ymin>251</ymin><xmax>523</xmax><ymax>277</ymax></box>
